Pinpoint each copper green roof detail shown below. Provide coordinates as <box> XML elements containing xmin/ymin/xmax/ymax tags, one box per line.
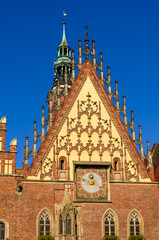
<box><xmin>54</xmin><ymin>56</ymin><xmax>71</xmax><ymax>65</ymax></box>
<box><xmin>60</xmin><ymin>21</ymin><xmax>68</xmax><ymax>46</ymax></box>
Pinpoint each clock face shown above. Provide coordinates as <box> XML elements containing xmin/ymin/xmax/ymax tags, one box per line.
<box><xmin>76</xmin><ymin>168</ymin><xmax>106</xmax><ymax>199</ymax></box>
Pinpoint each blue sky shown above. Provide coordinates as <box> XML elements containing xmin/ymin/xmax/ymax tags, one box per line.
<box><xmin>0</xmin><ymin>0</ymin><xmax>159</xmax><ymax>168</ymax></box>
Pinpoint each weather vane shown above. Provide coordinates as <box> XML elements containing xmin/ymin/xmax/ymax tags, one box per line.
<box><xmin>63</xmin><ymin>11</ymin><xmax>67</xmax><ymax>22</ymax></box>
<box><xmin>63</xmin><ymin>11</ymin><xmax>67</xmax><ymax>16</ymax></box>
<box><xmin>84</xmin><ymin>25</ymin><xmax>89</xmax><ymax>39</ymax></box>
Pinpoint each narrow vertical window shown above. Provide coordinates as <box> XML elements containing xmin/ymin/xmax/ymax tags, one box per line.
<box><xmin>75</xmin><ymin>214</ymin><xmax>78</xmax><ymax>236</ymax></box>
<box><xmin>64</xmin><ymin>48</ymin><xmax>67</xmax><ymax>55</ymax></box>
<box><xmin>129</xmin><ymin>211</ymin><xmax>140</xmax><ymax>235</ymax></box>
<box><xmin>39</xmin><ymin>210</ymin><xmax>50</xmax><ymax>235</ymax></box>
<box><xmin>61</xmin><ymin>160</ymin><xmax>64</xmax><ymax>170</ymax></box>
<box><xmin>59</xmin><ymin>215</ymin><xmax>63</xmax><ymax>234</ymax></box>
<box><xmin>104</xmin><ymin>211</ymin><xmax>115</xmax><ymax>236</ymax></box>
<box><xmin>66</xmin><ymin>214</ymin><xmax>71</xmax><ymax>234</ymax></box>
<box><xmin>114</xmin><ymin>160</ymin><xmax>118</xmax><ymax>171</ymax></box>
<box><xmin>0</xmin><ymin>222</ymin><xmax>5</xmax><ymax>240</ymax></box>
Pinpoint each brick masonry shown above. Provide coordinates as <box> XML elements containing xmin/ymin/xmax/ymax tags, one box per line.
<box><xmin>0</xmin><ymin>178</ymin><xmax>159</xmax><ymax>239</ymax></box>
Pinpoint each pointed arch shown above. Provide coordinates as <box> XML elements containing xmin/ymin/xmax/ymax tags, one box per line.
<box><xmin>0</xmin><ymin>219</ymin><xmax>9</xmax><ymax>240</ymax></box>
<box><xmin>102</xmin><ymin>209</ymin><xmax>119</xmax><ymax>237</ymax></box>
<box><xmin>127</xmin><ymin>209</ymin><xmax>144</xmax><ymax>238</ymax></box>
<box><xmin>36</xmin><ymin>208</ymin><xmax>53</xmax><ymax>237</ymax></box>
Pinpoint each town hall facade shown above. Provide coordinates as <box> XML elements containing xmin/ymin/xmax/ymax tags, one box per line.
<box><xmin>0</xmin><ymin>22</ymin><xmax>159</xmax><ymax>240</ymax></box>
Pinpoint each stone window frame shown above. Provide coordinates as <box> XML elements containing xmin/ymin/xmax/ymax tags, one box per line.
<box><xmin>4</xmin><ymin>160</ymin><xmax>12</xmax><ymax>174</ymax></box>
<box><xmin>127</xmin><ymin>209</ymin><xmax>144</xmax><ymax>238</ymax></box>
<box><xmin>102</xmin><ymin>209</ymin><xmax>119</xmax><ymax>237</ymax></box>
<box><xmin>36</xmin><ymin>208</ymin><xmax>53</xmax><ymax>237</ymax></box>
<box><xmin>57</xmin><ymin>210</ymin><xmax>81</xmax><ymax>238</ymax></box>
<box><xmin>113</xmin><ymin>158</ymin><xmax>121</xmax><ymax>171</ymax></box>
<box><xmin>59</xmin><ymin>156</ymin><xmax>67</xmax><ymax>170</ymax></box>
<box><xmin>0</xmin><ymin>219</ymin><xmax>9</xmax><ymax>239</ymax></box>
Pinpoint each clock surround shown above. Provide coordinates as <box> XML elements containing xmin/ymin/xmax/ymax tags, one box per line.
<box><xmin>75</xmin><ymin>163</ymin><xmax>110</xmax><ymax>201</ymax></box>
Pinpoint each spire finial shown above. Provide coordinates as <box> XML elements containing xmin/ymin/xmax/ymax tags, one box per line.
<box><xmin>60</xmin><ymin>21</ymin><xmax>68</xmax><ymax>46</ymax></box>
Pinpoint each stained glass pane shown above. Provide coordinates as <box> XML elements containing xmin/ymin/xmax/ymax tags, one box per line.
<box><xmin>46</xmin><ymin>220</ymin><xmax>50</xmax><ymax>224</ymax></box>
<box><xmin>46</xmin><ymin>225</ymin><xmax>50</xmax><ymax>231</ymax></box>
<box><xmin>1</xmin><ymin>230</ymin><xmax>5</xmax><ymax>239</ymax></box>
<box><xmin>111</xmin><ymin>226</ymin><xmax>115</xmax><ymax>233</ymax></box>
<box><xmin>59</xmin><ymin>216</ymin><xmax>63</xmax><ymax>235</ymax></box>
<box><xmin>130</xmin><ymin>226</ymin><xmax>134</xmax><ymax>235</ymax></box>
<box><xmin>105</xmin><ymin>226</ymin><xmax>109</xmax><ymax>235</ymax></box>
<box><xmin>40</xmin><ymin>225</ymin><xmax>44</xmax><ymax>232</ymax></box>
<box><xmin>136</xmin><ymin>226</ymin><xmax>140</xmax><ymax>235</ymax></box>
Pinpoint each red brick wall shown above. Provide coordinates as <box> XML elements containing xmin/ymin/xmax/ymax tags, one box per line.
<box><xmin>0</xmin><ymin>178</ymin><xmax>159</xmax><ymax>240</ymax></box>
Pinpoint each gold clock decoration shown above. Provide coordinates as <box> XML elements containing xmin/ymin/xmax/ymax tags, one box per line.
<box><xmin>76</xmin><ymin>168</ymin><xmax>106</xmax><ymax>199</ymax></box>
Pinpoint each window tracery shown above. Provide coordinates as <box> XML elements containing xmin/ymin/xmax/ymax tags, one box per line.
<box><xmin>58</xmin><ymin>93</ymin><xmax>122</xmax><ymax>161</ymax></box>
<box><xmin>104</xmin><ymin>211</ymin><xmax>115</xmax><ymax>236</ymax></box>
<box><xmin>39</xmin><ymin>210</ymin><xmax>51</xmax><ymax>235</ymax></box>
<box><xmin>129</xmin><ymin>211</ymin><xmax>140</xmax><ymax>235</ymax></box>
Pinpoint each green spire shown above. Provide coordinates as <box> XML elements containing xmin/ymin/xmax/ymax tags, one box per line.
<box><xmin>60</xmin><ymin>21</ymin><xmax>68</xmax><ymax>46</ymax></box>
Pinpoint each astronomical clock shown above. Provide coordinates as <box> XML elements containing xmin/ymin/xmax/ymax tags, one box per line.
<box><xmin>76</xmin><ymin>166</ymin><xmax>108</xmax><ymax>201</ymax></box>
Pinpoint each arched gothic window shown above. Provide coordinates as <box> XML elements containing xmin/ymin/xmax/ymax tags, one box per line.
<box><xmin>39</xmin><ymin>210</ymin><xmax>51</xmax><ymax>235</ymax></box>
<box><xmin>129</xmin><ymin>211</ymin><xmax>140</xmax><ymax>235</ymax></box>
<box><xmin>0</xmin><ymin>222</ymin><xmax>5</xmax><ymax>240</ymax></box>
<box><xmin>59</xmin><ymin>214</ymin><xmax>63</xmax><ymax>234</ymax></box>
<box><xmin>104</xmin><ymin>211</ymin><xmax>115</xmax><ymax>236</ymax></box>
<box><xmin>66</xmin><ymin>214</ymin><xmax>71</xmax><ymax>234</ymax></box>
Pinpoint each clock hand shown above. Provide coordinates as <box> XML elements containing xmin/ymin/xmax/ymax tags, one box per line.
<box><xmin>95</xmin><ymin>182</ymin><xmax>101</xmax><ymax>188</ymax></box>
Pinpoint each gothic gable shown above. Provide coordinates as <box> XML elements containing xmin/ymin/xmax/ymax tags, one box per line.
<box><xmin>27</xmin><ymin>60</ymin><xmax>150</xmax><ymax>182</ymax></box>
